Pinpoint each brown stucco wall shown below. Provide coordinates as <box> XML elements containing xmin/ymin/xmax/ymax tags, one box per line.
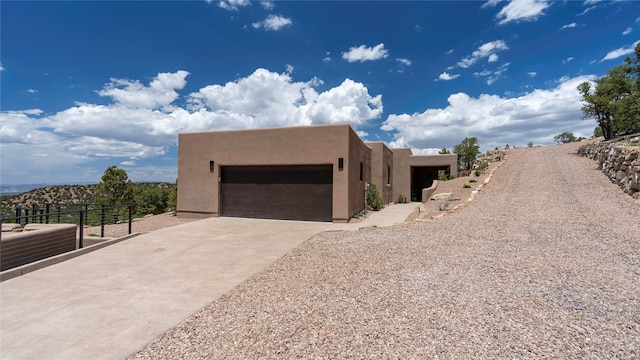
<box><xmin>177</xmin><ymin>124</ymin><xmax>368</xmax><ymax>222</ymax></box>
<box><xmin>366</xmin><ymin>142</ymin><xmax>393</xmax><ymax>204</ymax></box>
<box><xmin>346</xmin><ymin>127</ymin><xmax>371</xmax><ymax>221</ymax></box>
<box><xmin>391</xmin><ymin>148</ymin><xmax>413</xmax><ymax>202</ymax></box>
<box><xmin>408</xmin><ymin>154</ymin><xmax>458</xmax><ymax>177</ymax></box>
<box><xmin>392</xmin><ymin>151</ymin><xmax>458</xmax><ymax>202</ymax></box>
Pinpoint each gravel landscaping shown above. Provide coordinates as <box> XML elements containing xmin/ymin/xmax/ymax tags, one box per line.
<box><xmin>131</xmin><ymin>142</ymin><xmax>640</xmax><ymax>359</ymax></box>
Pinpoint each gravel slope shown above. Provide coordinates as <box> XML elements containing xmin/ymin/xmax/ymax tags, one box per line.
<box><xmin>131</xmin><ymin>143</ymin><xmax>640</xmax><ymax>359</ymax></box>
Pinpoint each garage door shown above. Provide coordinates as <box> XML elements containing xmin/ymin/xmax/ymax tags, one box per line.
<box><xmin>220</xmin><ymin>165</ymin><xmax>333</xmax><ymax>222</ymax></box>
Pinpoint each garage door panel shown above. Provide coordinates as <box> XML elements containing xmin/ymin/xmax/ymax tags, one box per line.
<box><xmin>220</xmin><ymin>165</ymin><xmax>333</xmax><ymax>222</ymax></box>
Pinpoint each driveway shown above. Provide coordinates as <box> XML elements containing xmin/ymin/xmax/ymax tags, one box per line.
<box><xmin>0</xmin><ymin>217</ymin><xmax>336</xmax><ymax>359</ymax></box>
<box><xmin>0</xmin><ymin>202</ymin><xmax>420</xmax><ymax>360</ymax></box>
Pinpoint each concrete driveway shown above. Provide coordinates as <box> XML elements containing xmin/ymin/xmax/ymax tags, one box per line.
<box><xmin>0</xmin><ymin>203</ymin><xmax>417</xmax><ymax>359</ymax></box>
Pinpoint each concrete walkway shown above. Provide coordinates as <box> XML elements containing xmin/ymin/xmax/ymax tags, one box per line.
<box><xmin>0</xmin><ymin>203</ymin><xmax>418</xmax><ymax>360</ymax></box>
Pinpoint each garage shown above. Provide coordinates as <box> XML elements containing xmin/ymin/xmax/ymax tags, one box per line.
<box><xmin>220</xmin><ymin>165</ymin><xmax>333</xmax><ymax>222</ymax></box>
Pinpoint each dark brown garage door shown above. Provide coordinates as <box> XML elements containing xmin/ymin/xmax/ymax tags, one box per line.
<box><xmin>220</xmin><ymin>165</ymin><xmax>333</xmax><ymax>222</ymax></box>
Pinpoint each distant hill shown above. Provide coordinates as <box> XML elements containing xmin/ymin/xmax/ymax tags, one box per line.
<box><xmin>0</xmin><ymin>183</ymin><xmax>174</xmax><ymax>218</ymax></box>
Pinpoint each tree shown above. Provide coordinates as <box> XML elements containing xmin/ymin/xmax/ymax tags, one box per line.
<box><xmin>96</xmin><ymin>166</ymin><xmax>134</xmax><ymax>206</ymax></box>
<box><xmin>593</xmin><ymin>126</ymin><xmax>603</xmax><ymax>138</ymax></box>
<box><xmin>453</xmin><ymin>137</ymin><xmax>480</xmax><ymax>171</ymax></box>
<box><xmin>167</xmin><ymin>179</ymin><xmax>177</xmax><ymax>212</ymax></box>
<box><xmin>438</xmin><ymin>147</ymin><xmax>451</xmax><ymax>154</ymax></box>
<box><xmin>554</xmin><ymin>132</ymin><xmax>577</xmax><ymax>144</ymax></box>
<box><xmin>527</xmin><ymin>141</ymin><xmax>534</xmax><ymax>148</ymax></box>
<box><xmin>578</xmin><ymin>43</ymin><xmax>640</xmax><ymax>140</ymax></box>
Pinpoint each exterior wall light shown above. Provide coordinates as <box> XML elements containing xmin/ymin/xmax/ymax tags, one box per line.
<box><xmin>209</xmin><ymin>160</ymin><xmax>215</xmax><ymax>172</ymax></box>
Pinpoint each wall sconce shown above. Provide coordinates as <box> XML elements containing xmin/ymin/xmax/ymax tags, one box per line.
<box><xmin>209</xmin><ymin>160</ymin><xmax>215</xmax><ymax>172</ymax></box>
<box><xmin>338</xmin><ymin>157</ymin><xmax>344</xmax><ymax>171</ymax></box>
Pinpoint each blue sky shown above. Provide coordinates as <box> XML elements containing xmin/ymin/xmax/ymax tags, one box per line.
<box><xmin>1</xmin><ymin>0</ymin><xmax>639</xmax><ymax>185</ymax></box>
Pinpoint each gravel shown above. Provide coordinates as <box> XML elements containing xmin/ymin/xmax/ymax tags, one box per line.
<box><xmin>131</xmin><ymin>142</ymin><xmax>640</xmax><ymax>359</ymax></box>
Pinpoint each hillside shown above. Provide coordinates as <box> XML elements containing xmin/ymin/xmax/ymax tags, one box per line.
<box><xmin>0</xmin><ymin>183</ymin><xmax>174</xmax><ymax>219</ymax></box>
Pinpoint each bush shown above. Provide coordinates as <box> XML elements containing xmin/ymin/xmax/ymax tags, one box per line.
<box><xmin>366</xmin><ymin>184</ymin><xmax>384</xmax><ymax>211</ymax></box>
<box><xmin>438</xmin><ymin>173</ymin><xmax>448</xmax><ymax>181</ymax></box>
<box><xmin>474</xmin><ymin>169</ymin><xmax>481</xmax><ymax>176</ymax></box>
<box><xmin>396</xmin><ymin>194</ymin><xmax>407</xmax><ymax>204</ymax></box>
<box><xmin>448</xmin><ymin>174</ymin><xmax>456</xmax><ymax>180</ymax></box>
<box><xmin>469</xmin><ymin>179</ymin><xmax>477</xmax><ymax>183</ymax></box>
<box><xmin>463</xmin><ymin>183</ymin><xmax>471</xmax><ymax>188</ymax></box>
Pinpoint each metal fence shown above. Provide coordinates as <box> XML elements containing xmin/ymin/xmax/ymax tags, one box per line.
<box><xmin>1</xmin><ymin>204</ymin><xmax>133</xmax><ymax>248</ymax></box>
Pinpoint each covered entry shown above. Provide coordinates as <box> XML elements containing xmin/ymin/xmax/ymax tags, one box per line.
<box><xmin>220</xmin><ymin>165</ymin><xmax>333</xmax><ymax>222</ymax></box>
<box><xmin>411</xmin><ymin>165</ymin><xmax>450</xmax><ymax>201</ymax></box>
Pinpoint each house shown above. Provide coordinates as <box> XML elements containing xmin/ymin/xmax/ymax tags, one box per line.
<box><xmin>177</xmin><ymin>124</ymin><xmax>456</xmax><ymax>222</ymax></box>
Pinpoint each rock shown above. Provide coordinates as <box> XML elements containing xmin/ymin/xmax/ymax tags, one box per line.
<box><xmin>579</xmin><ymin>139</ymin><xmax>640</xmax><ymax>202</ymax></box>
<box><xmin>431</xmin><ymin>192</ymin><xmax>452</xmax><ymax>200</ymax></box>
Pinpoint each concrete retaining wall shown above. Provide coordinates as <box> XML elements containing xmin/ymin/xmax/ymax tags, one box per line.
<box><xmin>1</xmin><ymin>224</ymin><xmax>78</xmax><ymax>271</ymax></box>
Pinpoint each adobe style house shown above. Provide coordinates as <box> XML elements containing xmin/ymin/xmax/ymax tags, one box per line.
<box><xmin>177</xmin><ymin>124</ymin><xmax>456</xmax><ymax>223</ymax></box>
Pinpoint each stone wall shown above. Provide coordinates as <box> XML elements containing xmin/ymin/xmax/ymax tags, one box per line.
<box><xmin>578</xmin><ymin>136</ymin><xmax>640</xmax><ymax>201</ymax></box>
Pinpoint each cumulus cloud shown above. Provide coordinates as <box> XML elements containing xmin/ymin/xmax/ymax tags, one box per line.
<box><xmin>560</xmin><ymin>22</ymin><xmax>577</xmax><ymax>30</ymax></box>
<box><xmin>342</xmin><ymin>43</ymin><xmax>389</xmax><ymax>63</ymax></box>
<box><xmin>1</xmin><ymin>69</ymin><xmax>383</xmax><ymax>183</ymax></box>
<box><xmin>396</xmin><ymin>58</ymin><xmax>411</xmax><ymax>66</ymax></box>
<box><xmin>495</xmin><ymin>0</ymin><xmax>551</xmax><ymax>25</ymax></box>
<box><xmin>381</xmin><ymin>75</ymin><xmax>595</xmax><ymax>153</ymax></box>
<box><xmin>436</xmin><ymin>72</ymin><xmax>460</xmax><ymax>81</ymax></box>
<box><xmin>252</xmin><ymin>15</ymin><xmax>292</xmax><ymax>31</ymax></box>
<box><xmin>97</xmin><ymin>71</ymin><xmax>189</xmax><ymax>109</ymax></box>
<box><xmin>458</xmin><ymin>40</ymin><xmax>508</xmax><ymax>68</ymax></box>
<box><xmin>217</xmin><ymin>0</ymin><xmax>250</xmax><ymax>11</ymax></box>
<box><xmin>602</xmin><ymin>41</ymin><xmax>640</xmax><ymax>61</ymax></box>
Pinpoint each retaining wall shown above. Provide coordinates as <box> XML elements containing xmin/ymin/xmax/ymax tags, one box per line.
<box><xmin>578</xmin><ymin>136</ymin><xmax>640</xmax><ymax>201</ymax></box>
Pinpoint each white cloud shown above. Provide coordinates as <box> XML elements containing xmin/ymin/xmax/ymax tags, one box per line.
<box><xmin>495</xmin><ymin>0</ymin><xmax>551</xmax><ymax>25</ymax></box>
<box><xmin>342</xmin><ymin>43</ymin><xmax>389</xmax><ymax>63</ymax></box>
<box><xmin>396</xmin><ymin>58</ymin><xmax>412</xmax><ymax>66</ymax></box>
<box><xmin>482</xmin><ymin>0</ymin><xmax>503</xmax><ymax>9</ymax></box>
<box><xmin>476</xmin><ymin>62</ymin><xmax>510</xmax><ymax>85</ymax></box>
<box><xmin>560</xmin><ymin>22</ymin><xmax>577</xmax><ymax>30</ymax></box>
<box><xmin>381</xmin><ymin>75</ymin><xmax>595</xmax><ymax>152</ymax></box>
<box><xmin>437</xmin><ymin>72</ymin><xmax>460</xmax><ymax>81</ymax></box>
<box><xmin>528</xmin><ymin>72</ymin><xmax>537</xmax><ymax>77</ymax></box>
<box><xmin>458</xmin><ymin>40</ymin><xmax>508</xmax><ymax>68</ymax></box>
<box><xmin>218</xmin><ymin>0</ymin><xmax>250</xmax><ymax>11</ymax></box>
<box><xmin>26</xmin><ymin>89</ymin><xmax>38</xmax><ymax>94</ymax></box>
<box><xmin>622</xmin><ymin>27</ymin><xmax>632</xmax><ymax>35</ymax></box>
<box><xmin>0</xmin><ymin>63</ymin><xmax>4</xmax><ymax>71</ymax></box>
<box><xmin>577</xmin><ymin>6</ymin><xmax>596</xmax><ymax>16</ymax></box>
<box><xmin>260</xmin><ymin>1</ymin><xmax>274</xmax><ymax>10</ymax></box>
<box><xmin>602</xmin><ymin>41</ymin><xmax>640</xmax><ymax>61</ymax></box>
<box><xmin>1</xmin><ymin>69</ymin><xmax>383</xmax><ymax>183</ymax></box>
<box><xmin>97</xmin><ymin>70</ymin><xmax>189</xmax><ymax>109</ymax></box>
<box><xmin>562</xmin><ymin>57</ymin><xmax>574</xmax><ymax>64</ymax></box>
<box><xmin>488</xmin><ymin>54</ymin><xmax>499</xmax><ymax>63</ymax></box>
<box><xmin>252</xmin><ymin>15</ymin><xmax>292</xmax><ymax>31</ymax></box>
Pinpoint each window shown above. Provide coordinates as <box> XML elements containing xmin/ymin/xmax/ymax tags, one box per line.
<box><xmin>387</xmin><ymin>166</ymin><xmax>391</xmax><ymax>185</ymax></box>
<box><xmin>359</xmin><ymin>162</ymin><xmax>363</xmax><ymax>181</ymax></box>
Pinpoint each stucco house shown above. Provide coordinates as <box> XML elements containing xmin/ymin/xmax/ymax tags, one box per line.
<box><xmin>177</xmin><ymin>124</ymin><xmax>456</xmax><ymax>223</ymax></box>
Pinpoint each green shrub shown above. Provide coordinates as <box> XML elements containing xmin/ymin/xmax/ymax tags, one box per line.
<box><xmin>396</xmin><ymin>194</ymin><xmax>407</xmax><ymax>204</ymax></box>
<box><xmin>366</xmin><ymin>184</ymin><xmax>384</xmax><ymax>211</ymax></box>
<box><xmin>448</xmin><ymin>174</ymin><xmax>456</xmax><ymax>180</ymax></box>
<box><xmin>474</xmin><ymin>169</ymin><xmax>481</xmax><ymax>177</ymax></box>
<box><xmin>463</xmin><ymin>183</ymin><xmax>471</xmax><ymax>188</ymax></box>
<box><xmin>469</xmin><ymin>179</ymin><xmax>477</xmax><ymax>183</ymax></box>
<box><xmin>438</xmin><ymin>173</ymin><xmax>448</xmax><ymax>181</ymax></box>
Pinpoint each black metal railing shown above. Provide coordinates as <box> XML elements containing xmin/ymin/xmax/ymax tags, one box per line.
<box><xmin>1</xmin><ymin>204</ymin><xmax>133</xmax><ymax>248</ymax></box>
